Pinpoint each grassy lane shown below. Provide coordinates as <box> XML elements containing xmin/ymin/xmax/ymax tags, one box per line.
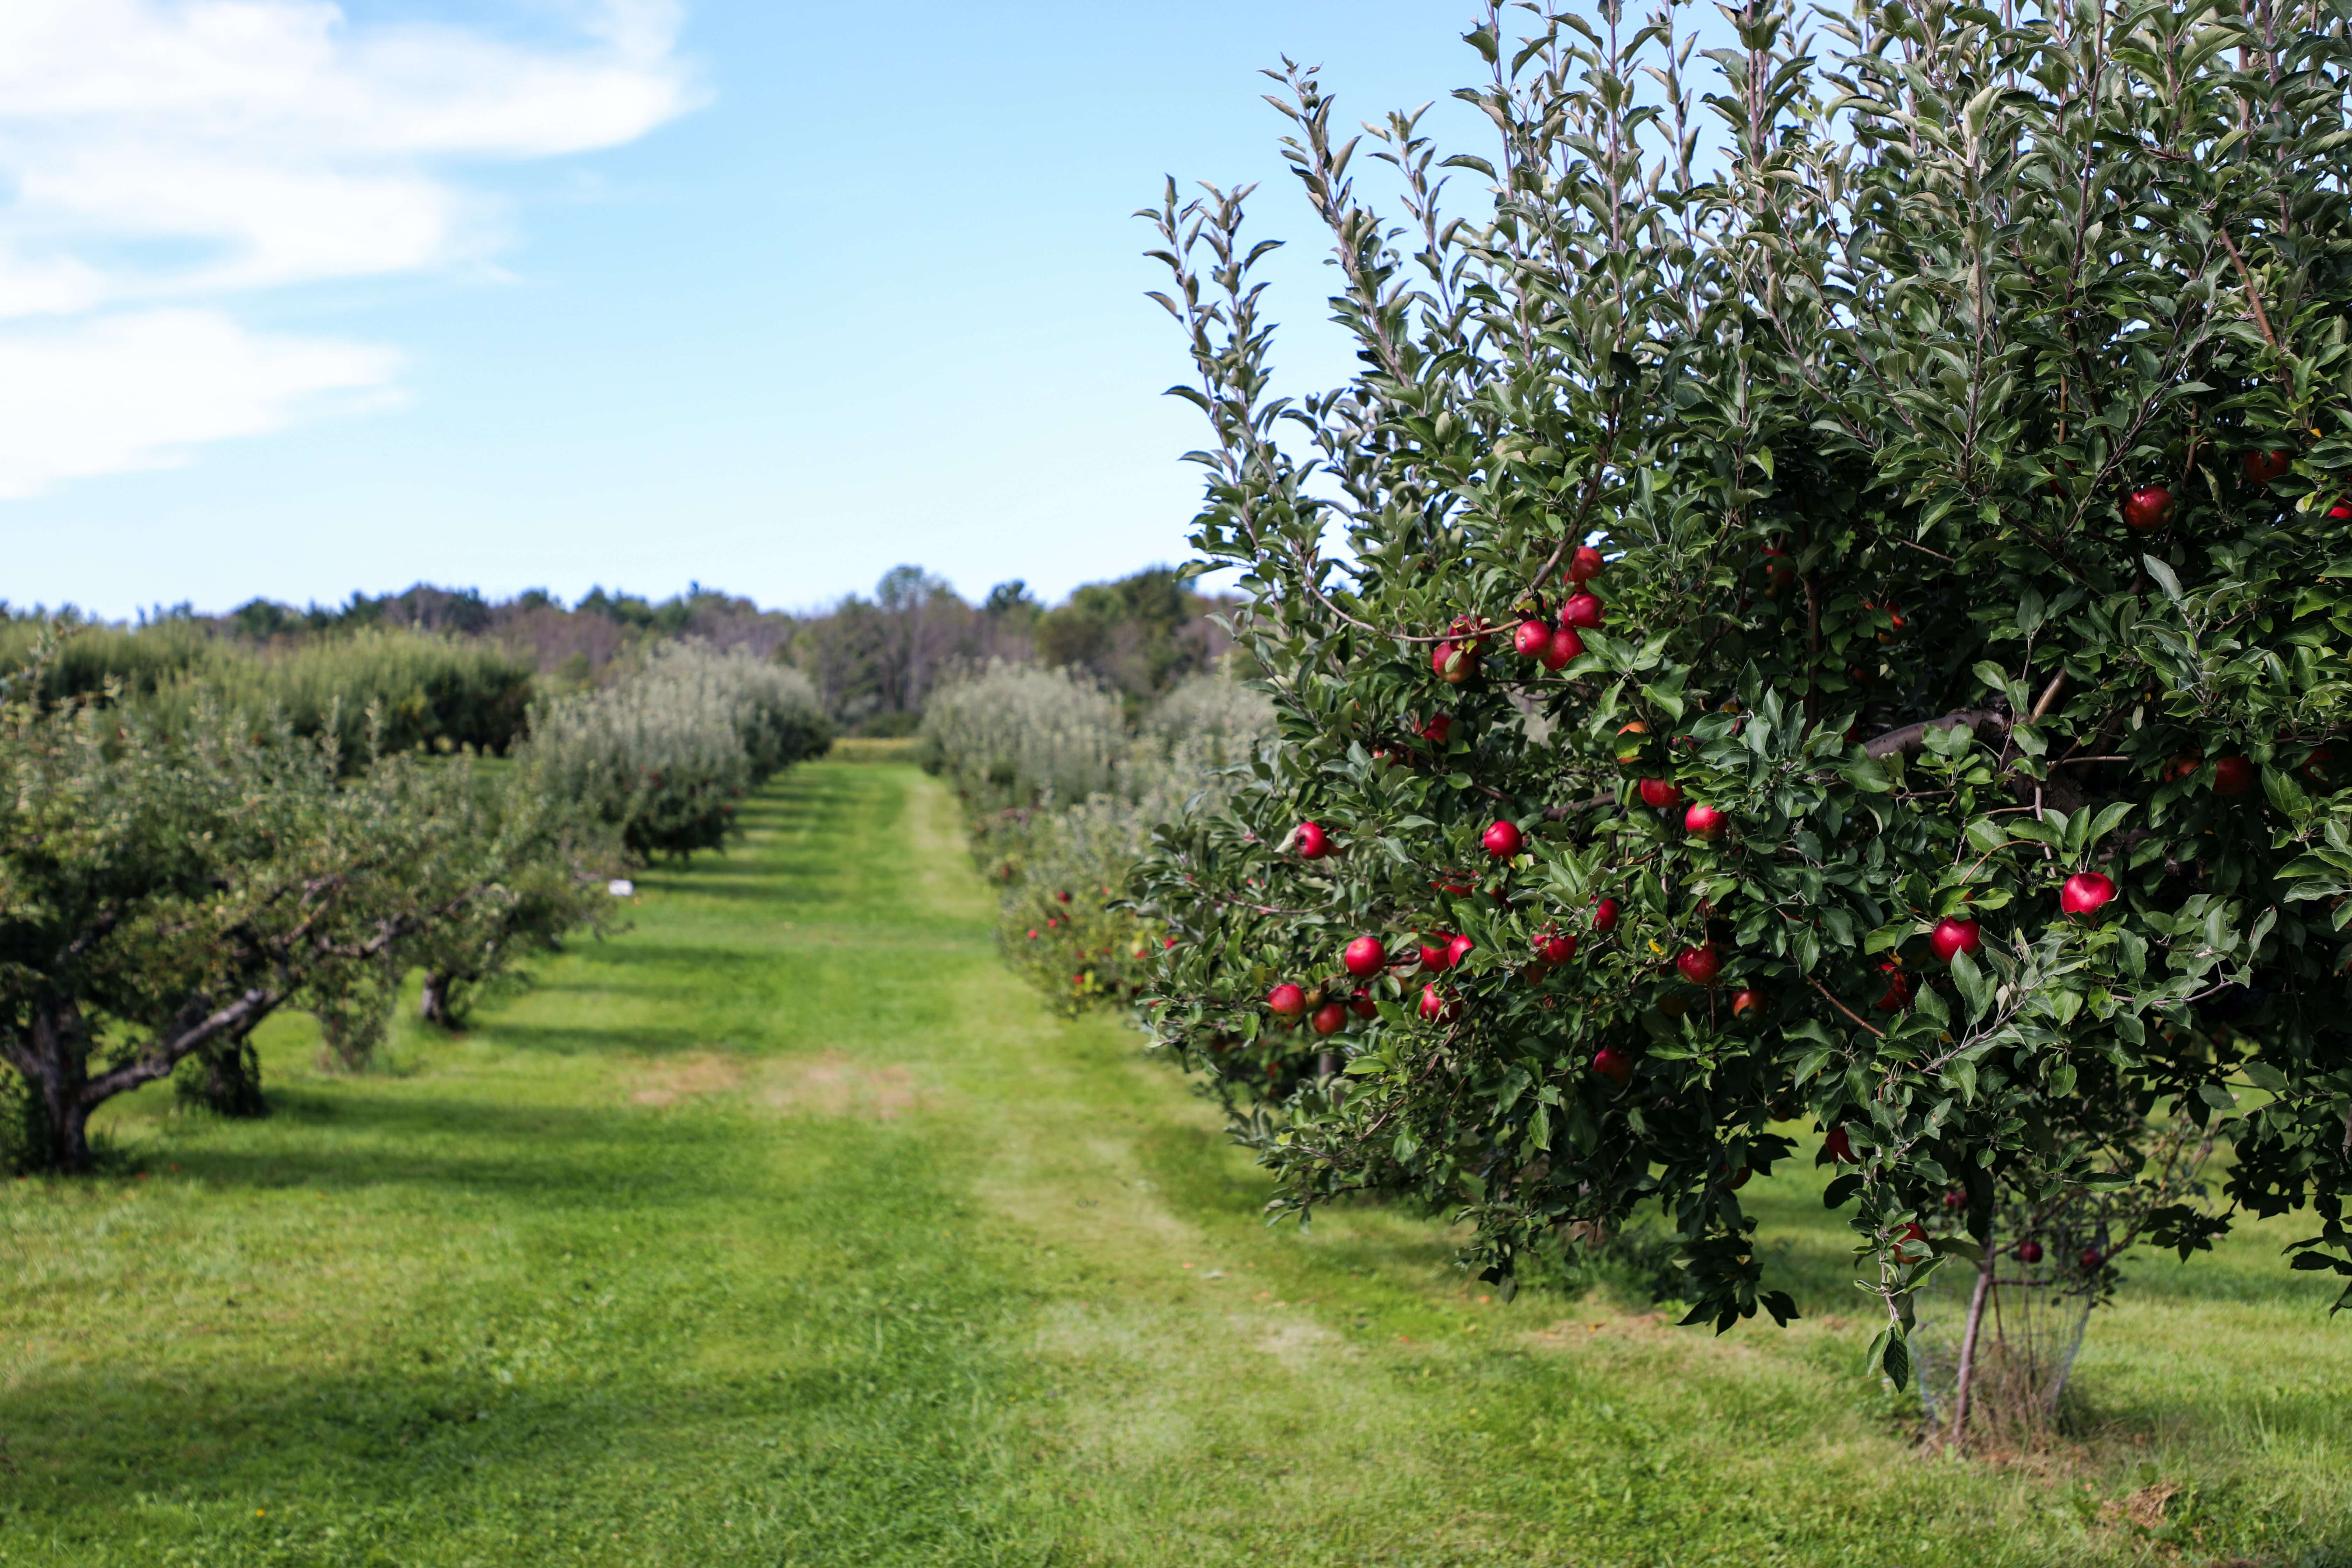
<box><xmin>3</xmin><ymin>762</ymin><xmax>2348</xmax><ymax>1567</ymax></box>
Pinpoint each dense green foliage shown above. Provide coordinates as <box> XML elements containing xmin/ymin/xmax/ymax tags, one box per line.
<box><xmin>924</xmin><ymin>667</ymin><xmax>1273</xmax><ymax>1009</ymax></box>
<box><xmin>0</xmin><ymin>618</ymin><xmax>536</xmax><ymax>758</ymax></box>
<box><xmin>4</xmin><ymin>765</ymin><xmax>2346</xmax><ymax>1566</ymax></box>
<box><xmin>1133</xmin><ymin>0</ymin><xmax>2352</xmax><ymax>1387</ymax></box>
<box><xmin>520</xmin><ymin>640</ymin><xmax>832</xmax><ymax>860</ymax></box>
<box><xmin>0</xmin><ymin>684</ymin><xmax>614</xmax><ymax>1173</ymax></box>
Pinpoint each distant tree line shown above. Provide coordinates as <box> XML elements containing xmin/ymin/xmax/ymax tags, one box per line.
<box><xmin>55</xmin><ymin>562</ymin><xmax>1240</xmax><ymax>737</ymax></box>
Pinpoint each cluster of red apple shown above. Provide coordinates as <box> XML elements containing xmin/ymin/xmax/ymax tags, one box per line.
<box><xmin>1441</xmin><ymin>544</ymin><xmax>1607</xmax><ymax>685</ymax></box>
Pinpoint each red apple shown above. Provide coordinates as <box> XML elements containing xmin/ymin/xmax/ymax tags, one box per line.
<box><xmin>2017</xmin><ymin>1239</ymin><xmax>2044</xmax><ymax>1264</ymax></box>
<box><xmin>1825</xmin><ymin>1125</ymin><xmax>1857</xmax><ymax>1164</ymax></box>
<box><xmin>2213</xmin><ymin>755</ymin><xmax>2255</xmax><ymax>796</ymax></box>
<box><xmin>1432</xmin><ymin>639</ymin><xmax>1477</xmax><ymax>683</ymax></box>
<box><xmin>1343</xmin><ymin>936</ymin><xmax>1388</xmax><ymax>979</ymax></box>
<box><xmin>1536</xmin><ymin>931</ymin><xmax>1577</xmax><ymax>966</ymax></box>
<box><xmin>1730</xmin><ymin>987</ymin><xmax>1764</xmax><ymax>1020</ymax></box>
<box><xmin>1482</xmin><ymin>820</ymin><xmax>1524</xmax><ymax>858</ymax></box>
<box><xmin>1544</xmin><ymin>626</ymin><xmax>1583</xmax><ymax>670</ymax></box>
<box><xmin>1929</xmin><ymin>917</ymin><xmax>1982</xmax><ymax>963</ymax></box>
<box><xmin>1513</xmin><ymin>618</ymin><xmax>1553</xmax><ymax>659</ymax></box>
<box><xmin>1567</xmin><ymin>544</ymin><xmax>1605</xmax><ymax>585</ymax></box>
<box><xmin>1349</xmin><ymin>987</ymin><xmax>1379</xmax><ymax>1018</ymax></box>
<box><xmin>1592</xmin><ymin>897</ymin><xmax>1621</xmax><ymax>933</ymax></box>
<box><xmin>1684</xmin><ymin>803</ymin><xmax>1726</xmax><ymax>840</ymax></box>
<box><xmin>1561</xmin><ymin>591</ymin><xmax>1605</xmax><ymax>629</ymax></box>
<box><xmin>1759</xmin><ymin>546</ymin><xmax>1795</xmax><ymax>595</ymax></box>
<box><xmin>1267</xmin><ymin>983</ymin><xmax>1307</xmax><ymax>1020</ymax></box>
<box><xmin>1419</xmin><ymin>714</ymin><xmax>1454</xmax><ymax>745</ymax></box>
<box><xmin>1311</xmin><ymin>1002</ymin><xmax>1347</xmax><ymax>1036</ymax></box>
<box><xmin>2123</xmin><ymin>484</ymin><xmax>2176</xmax><ymax>532</ymax></box>
<box><xmin>1942</xmin><ymin>1189</ymin><xmax>1967</xmax><ymax>1211</ymax></box>
<box><xmin>2245</xmin><ymin>448</ymin><xmax>2293</xmax><ymax>486</ymax></box>
<box><xmin>1419</xmin><ymin>985</ymin><xmax>1460</xmax><ymax>1023</ymax></box>
<box><xmin>1419</xmin><ymin>934</ymin><xmax>1456</xmax><ymax>971</ymax></box>
<box><xmin>1296</xmin><ymin>820</ymin><xmax>1330</xmax><ymax>859</ymax></box>
<box><xmin>1675</xmin><ymin>944</ymin><xmax>1722</xmax><ymax>986</ymax></box>
<box><xmin>1638</xmin><ymin>777</ymin><xmax>1684</xmax><ymax>809</ymax></box>
<box><xmin>2079</xmin><ymin>1246</ymin><xmax>2105</xmax><ymax>1272</ymax></box>
<box><xmin>1592</xmin><ymin>1044</ymin><xmax>1635</xmax><ymax>1086</ymax></box>
<box><xmin>1446</xmin><ymin>933</ymin><xmax>1477</xmax><ymax>968</ymax></box>
<box><xmin>1874</xmin><ymin>971</ymin><xmax>1914</xmax><ymax>1012</ymax></box>
<box><xmin>2331</xmin><ymin>496</ymin><xmax>2352</xmax><ymax>521</ymax></box>
<box><xmin>2060</xmin><ymin>872</ymin><xmax>2115</xmax><ymax>916</ymax></box>
<box><xmin>1614</xmin><ymin>722</ymin><xmax>1650</xmax><ymax>766</ymax></box>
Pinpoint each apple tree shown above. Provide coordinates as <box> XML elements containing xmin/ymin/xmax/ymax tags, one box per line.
<box><xmin>1133</xmin><ymin>0</ymin><xmax>2352</xmax><ymax>1399</ymax></box>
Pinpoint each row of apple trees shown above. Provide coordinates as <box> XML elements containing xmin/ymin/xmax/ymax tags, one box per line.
<box><xmin>1129</xmin><ymin>0</ymin><xmax>2352</xmax><ymax>1419</ymax></box>
<box><xmin>1</xmin><ymin>635</ymin><xmax>831</xmax><ymax>1172</ymax></box>
<box><xmin>920</xmin><ymin>660</ymin><xmax>1270</xmax><ymax>1010</ymax></box>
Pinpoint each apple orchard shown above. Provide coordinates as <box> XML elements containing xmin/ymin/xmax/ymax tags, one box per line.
<box><xmin>1129</xmin><ymin>0</ymin><xmax>2352</xmax><ymax>1415</ymax></box>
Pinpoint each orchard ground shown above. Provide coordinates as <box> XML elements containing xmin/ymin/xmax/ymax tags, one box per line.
<box><xmin>2</xmin><ymin>761</ymin><xmax>2347</xmax><ymax>1567</ymax></box>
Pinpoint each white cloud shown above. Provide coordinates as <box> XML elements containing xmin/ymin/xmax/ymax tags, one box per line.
<box><xmin>0</xmin><ymin>0</ymin><xmax>697</xmax><ymax>497</ymax></box>
<box><xmin>0</xmin><ymin>309</ymin><xmax>400</xmax><ymax>498</ymax></box>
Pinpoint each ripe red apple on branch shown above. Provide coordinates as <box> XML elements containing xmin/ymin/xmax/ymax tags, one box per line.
<box><xmin>1824</xmin><ymin>1126</ymin><xmax>1857</xmax><ymax>1164</ymax></box>
<box><xmin>1419</xmin><ymin>985</ymin><xmax>1459</xmax><ymax>1023</ymax></box>
<box><xmin>1675</xmin><ymin>944</ymin><xmax>1722</xmax><ymax>985</ymax></box>
<box><xmin>1446</xmin><ymin>933</ymin><xmax>1476</xmax><ymax>968</ymax></box>
<box><xmin>2213</xmin><ymin>755</ymin><xmax>2255</xmax><ymax>796</ymax></box>
<box><xmin>1482</xmin><ymin>820</ymin><xmax>1524</xmax><ymax>858</ymax></box>
<box><xmin>1561</xmin><ymin>592</ymin><xmax>1605</xmax><ymax>629</ymax></box>
<box><xmin>1418</xmin><ymin>934</ymin><xmax>1456</xmax><ymax>971</ymax></box>
<box><xmin>1267</xmin><ymin>983</ymin><xmax>1307</xmax><ymax>1020</ymax></box>
<box><xmin>1343</xmin><ymin>935</ymin><xmax>1387</xmax><ymax>978</ymax></box>
<box><xmin>1567</xmin><ymin>544</ymin><xmax>1605</xmax><ymax>585</ymax></box>
<box><xmin>2244</xmin><ymin>448</ymin><xmax>2294</xmax><ymax>486</ymax></box>
<box><xmin>1513</xmin><ymin>618</ymin><xmax>1553</xmax><ymax>660</ymax></box>
<box><xmin>1638</xmin><ymin>777</ymin><xmax>1684</xmax><ymax>808</ymax></box>
<box><xmin>2060</xmin><ymin>872</ymin><xmax>2115</xmax><ymax>917</ymax></box>
<box><xmin>2123</xmin><ymin>484</ymin><xmax>2176</xmax><ymax>532</ymax></box>
<box><xmin>1295</xmin><ymin>820</ymin><xmax>1329</xmax><ymax>860</ymax></box>
<box><xmin>1536</xmin><ymin>931</ymin><xmax>1578</xmax><ymax>965</ymax></box>
<box><xmin>1544</xmin><ymin>626</ymin><xmax>1583</xmax><ymax>669</ymax></box>
<box><xmin>1591</xmin><ymin>897</ymin><xmax>1620</xmax><ymax>933</ymax></box>
<box><xmin>1592</xmin><ymin>1044</ymin><xmax>1635</xmax><ymax>1086</ymax></box>
<box><xmin>1929</xmin><ymin>917</ymin><xmax>1982</xmax><ymax>963</ymax></box>
<box><xmin>1730</xmin><ymin>987</ymin><xmax>1764</xmax><ymax>1020</ymax></box>
<box><xmin>1418</xmin><ymin>714</ymin><xmax>1454</xmax><ymax>746</ymax></box>
<box><xmin>1684</xmin><ymin>803</ymin><xmax>1726</xmax><ymax>840</ymax></box>
<box><xmin>1311</xmin><ymin>1002</ymin><xmax>1347</xmax><ymax>1036</ymax></box>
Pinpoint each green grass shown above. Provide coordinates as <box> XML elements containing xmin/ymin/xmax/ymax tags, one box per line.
<box><xmin>3</xmin><ymin>761</ymin><xmax>2348</xmax><ymax>1566</ymax></box>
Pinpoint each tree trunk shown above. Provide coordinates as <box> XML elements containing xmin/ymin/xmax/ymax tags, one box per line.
<box><xmin>1949</xmin><ymin>1233</ymin><xmax>1998</xmax><ymax>1452</ymax></box>
<box><xmin>186</xmin><ymin>1034</ymin><xmax>268</xmax><ymax>1119</ymax></box>
<box><xmin>11</xmin><ymin>1005</ymin><xmax>95</xmax><ymax>1174</ymax></box>
<box><xmin>419</xmin><ymin>971</ymin><xmax>450</xmax><ymax>1027</ymax></box>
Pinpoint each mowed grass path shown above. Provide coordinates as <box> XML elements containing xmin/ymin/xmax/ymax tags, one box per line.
<box><xmin>4</xmin><ymin>762</ymin><xmax>2348</xmax><ymax>1567</ymax></box>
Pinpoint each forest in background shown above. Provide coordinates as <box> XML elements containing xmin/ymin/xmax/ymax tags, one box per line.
<box><xmin>24</xmin><ymin>564</ymin><xmax>1241</xmax><ymax>738</ymax></box>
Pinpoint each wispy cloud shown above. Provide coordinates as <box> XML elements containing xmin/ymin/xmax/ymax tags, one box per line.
<box><xmin>0</xmin><ymin>0</ymin><xmax>698</xmax><ymax>499</ymax></box>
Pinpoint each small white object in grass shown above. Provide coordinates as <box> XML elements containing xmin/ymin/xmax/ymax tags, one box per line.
<box><xmin>608</xmin><ymin>878</ymin><xmax>635</xmax><ymax>897</ymax></box>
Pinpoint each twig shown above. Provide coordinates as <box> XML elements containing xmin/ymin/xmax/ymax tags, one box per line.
<box><xmin>1863</xmin><ymin>709</ymin><xmax>2007</xmax><ymax>762</ymax></box>
<box><xmin>1808</xmin><ymin>972</ymin><xmax>1886</xmax><ymax>1040</ymax></box>
<box><xmin>2029</xmin><ymin>671</ymin><xmax>2067</xmax><ymax>722</ymax></box>
<box><xmin>1898</xmin><ymin>537</ymin><xmax>1957</xmax><ymax>564</ymax></box>
<box><xmin>2213</xmin><ymin>224</ymin><xmax>2281</xmax><ymax>354</ymax></box>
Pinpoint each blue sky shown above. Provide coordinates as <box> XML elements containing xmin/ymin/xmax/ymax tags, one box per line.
<box><xmin>0</xmin><ymin>0</ymin><xmax>1539</xmax><ymax>619</ymax></box>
